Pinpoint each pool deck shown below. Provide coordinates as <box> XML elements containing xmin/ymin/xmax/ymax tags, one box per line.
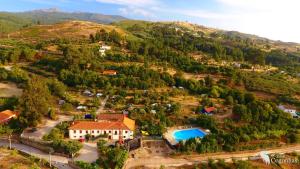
<box><xmin>163</xmin><ymin>126</ymin><xmax>209</xmax><ymax>146</ymax></box>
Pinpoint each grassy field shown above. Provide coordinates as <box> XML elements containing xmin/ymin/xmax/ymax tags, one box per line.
<box><xmin>0</xmin><ymin>82</ymin><xmax>23</xmax><ymax>98</ymax></box>
<box><xmin>0</xmin><ymin>148</ymin><xmax>50</xmax><ymax>169</ymax></box>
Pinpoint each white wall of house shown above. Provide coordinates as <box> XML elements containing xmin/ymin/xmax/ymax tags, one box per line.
<box><xmin>69</xmin><ymin>129</ymin><xmax>133</xmax><ymax>140</ymax></box>
<box><xmin>99</xmin><ymin>46</ymin><xmax>111</xmax><ymax>56</ymax></box>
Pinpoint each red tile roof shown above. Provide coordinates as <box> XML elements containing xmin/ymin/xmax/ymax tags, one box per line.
<box><xmin>204</xmin><ymin>107</ymin><xmax>216</xmax><ymax>113</ymax></box>
<box><xmin>0</xmin><ymin>110</ymin><xmax>18</xmax><ymax>124</ymax></box>
<box><xmin>97</xmin><ymin>113</ymin><xmax>124</xmax><ymax>122</ymax></box>
<box><xmin>103</xmin><ymin>70</ymin><xmax>117</xmax><ymax>75</ymax></box>
<box><xmin>70</xmin><ymin>114</ymin><xmax>135</xmax><ymax>131</ymax></box>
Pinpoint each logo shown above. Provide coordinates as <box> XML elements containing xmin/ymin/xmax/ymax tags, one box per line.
<box><xmin>259</xmin><ymin>151</ymin><xmax>271</xmax><ymax>165</ymax></box>
<box><xmin>258</xmin><ymin>151</ymin><xmax>299</xmax><ymax>165</ymax></box>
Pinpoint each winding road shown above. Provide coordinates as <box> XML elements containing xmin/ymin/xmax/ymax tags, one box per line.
<box><xmin>0</xmin><ymin>140</ymin><xmax>71</xmax><ymax>169</ymax></box>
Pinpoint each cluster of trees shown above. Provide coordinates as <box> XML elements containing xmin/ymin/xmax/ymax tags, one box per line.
<box><xmin>52</xmin><ymin>139</ymin><xmax>82</xmax><ymax>157</ymax></box>
<box><xmin>242</xmin><ymin>72</ymin><xmax>300</xmax><ymax>95</ymax></box>
<box><xmin>97</xmin><ymin>140</ymin><xmax>128</xmax><ymax>169</ymax></box>
<box><xmin>43</xmin><ymin>122</ymin><xmax>82</xmax><ymax>156</ymax></box>
<box><xmin>89</xmin><ymin>29</ymin><xmax>122</xmax><ymax>45</ymax></box>
<box><xmin>18</xmin><ymin>76</ymin><xmax>52</xmax><ymax>127</ymax></box>
<box><xmin>0</xmin><ymin>67</ymin><xmax>29</xmax><ymax>83</ymax></box>
<box><xmin>179</xmin><ymin>91</ymin><xmax>300</xmax><ymax>153</ymax></box>
<box><xmin>17</xmin><ymin>76</ymin><xmax>69</xmax><ymax>127</ymax></box>
<box><xmin>75</xmin><ymin>161</ymin><xmax>100</xmax><ymax>169</ymax></box>
<box><xmin>59</xmin><ymin>65</ymin><xmax>174</xmax><ymax>89</ymax></box>
<box><xmin>124</xmin><ymin>24</ymin><xmax>267</xmax><ymax>65</ymax></box>
<box><xmin>129</xmin><ymin>91</ymin><xmax>181</xmax><ymax>135</ymax></box>
<box><xmin>0</xmin><ymin>47</ymin><xmax>37</xmax><ymax>64</ymax></box>
<box><xmin>0</xmin><ymin>97</ymin><xmax>18</xmax><ymax>111</ymax></box>
<box><xmin>43</xmin><ymin>122</ymin><xmax>70</xmax><ymax>141</ymax></box>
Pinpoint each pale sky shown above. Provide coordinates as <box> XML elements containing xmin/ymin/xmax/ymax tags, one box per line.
<box><xmin>1</xmin><ymin>0</ymin><xmax>300</xmax><ymax>43</ymax></box>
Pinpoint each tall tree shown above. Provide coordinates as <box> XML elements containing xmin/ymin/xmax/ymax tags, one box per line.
<box><xmin>18</xmin><ymin>76</ymin><xmax>52</xmax><ymax>127</ymax></box>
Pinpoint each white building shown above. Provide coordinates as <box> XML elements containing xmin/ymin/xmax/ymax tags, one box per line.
<box><xmin>69</xmin><ymin>114</ymin><xmax>135</xmax><ymax>140</ymax></box>
<box><xmin>278</xmin><ymin>105</ymin><xmax>298</xmax><ymax>117</ymax></box>
<box><xmin>99</xmin><ymin>45</ymin><xmax>111</xmax><ymax>56</ymax></box>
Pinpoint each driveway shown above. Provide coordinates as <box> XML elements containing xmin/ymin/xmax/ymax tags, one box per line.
<box><xmin>74</xmin><ymin>142</ymin><xmax>98</xmax><ymax>163</ymax></box>
<box><xmin>96</xmin><ymin>95</ymin><xmax>109</xmax><ymax>114</ymax></box>
<box><xmin>22</xmin><ymin>115</ymin><xmax>73</xmax><ymax>140</ymax></box>
<box><xmin>72</xmin><ymin>95</ymin><xmax>107</xmax><ymax>163</ymax></box>
<box><xmin>0</xmin><ymin>140</ymin><xmax>71</xmax><ymax>169</ymax></box>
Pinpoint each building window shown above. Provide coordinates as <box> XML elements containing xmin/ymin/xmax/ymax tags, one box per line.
<box><xmin>109</xmin><ymin>130</ymin><xmax>111</xmax><ymax>133</ymax></box>
<box><xmin>80</xmin><ymin>130</ymin><xmax>82</xmax><ymax>134</ymax></box>
<box><xmin>115</xmin><ymin>131</ymin><xmax>118</xmax><ymax>135</ymax></box>
<box><xmin>92</xmin><ymin>130</ymin><xmax>94</xmax><ymax>133</ymax></box>
<box><xmin>125</xmin><ymin>131</ymin><xmax>128</xmax><ymax>134</ymax></box>
<box><xmin>123</xmin><ymin>136</ymin><xmax>126</xmax><ymax>138</ymax></box>
<box><xmin>104</xmin><ymin>131</ymin><xmax>106</xmax><ymax>134</ymax></box>
<box><xmin>98</xmin><ymin>130</ymin><xmax>100</xmax><ymax>133</ymax></box>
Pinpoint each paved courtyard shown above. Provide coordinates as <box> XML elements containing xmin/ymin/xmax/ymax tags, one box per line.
<box><xmin>74</xmin><ymin>142</ymin><xmax>98</xmax><ymax>163</ymax></box>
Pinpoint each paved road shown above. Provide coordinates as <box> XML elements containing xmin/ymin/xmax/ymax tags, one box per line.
<box><xmin>124</xmin><ymin>144</ymin><xmax>300</xmax><ymax>169</ymax></box>
<box><xmin>74</xmin><ymin>142</ymin><xmax>98</xmax><ymax>163</ymax></box>
<box><xmin>22</xmin><ymin>115</ymin><xmax>73</xmax><ymax>140</ymax></box>
<box><xmin>0</xmin><ymin>140</ymin><xmax>72</xmax><ymax>169</ymax></box>
<box><xmin>96</xmin><ymin>95</ymin><xmax>109</xmax><ymax>114</ymax></box>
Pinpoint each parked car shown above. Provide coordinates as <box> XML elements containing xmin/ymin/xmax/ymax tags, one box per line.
<box><xmin>30</xmin><ymin>127</ymin><xmax>37</xmax><ymax>132</ymax></box>
<box><xmin>96</xmin><ymin>93</ymin><xmax>103</xmax><ymax>97</ymax></box>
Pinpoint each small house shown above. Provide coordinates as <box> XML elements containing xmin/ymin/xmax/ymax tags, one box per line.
<box><xmin>58</xmin><ymin>100</ymin><xmax>65</xmax><ymax>105</ymax></box>
<box><xmin>96</xmin><ymin>93</ymin><xmax>103</xmax><ymax>98</ymax></box>
<box><xmin>99</xmin><ymin>45</ymin><xmax>111</xmax><ymax>56</ymax></box>
<box><xmin>201</xmin><ymin>107</ymin><xmax>216</xmax><ymax>114</ymax></box>
<box><xmin>278</xmin><ymin>105</ymin><xmax>298</xmax><ymax>118</ymax></box>
<box><xmin>150</xmin><ymin>110</ymin><xmax>157</xmax><ymax>114</ymax></box>
<box><xmin>0</xmin><ymin>110</ymin><xmax>18</xmax><ymax>124</ymax></box>
<box><xmin>83</xmin><ymin>90</ymin><xmax>93</xmax><ymax>97</ymax></box>
<box><xmin>103</xmin><ymin>70</ymin><xmax>117</xmax><ymax>76</ymax></box>
<box><xmin>76</xmin><ymin>106</ymin><xmax>87</xmax><ymax>111</ymax></box>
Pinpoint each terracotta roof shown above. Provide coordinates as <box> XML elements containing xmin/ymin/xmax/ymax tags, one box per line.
<box><xmin>103</xmin><ymin>70</ymin><xmax>117</xmax><ymax>75</ymax></box>
<box><xmin>204</xmin><ymin>107</ymin><xmax>216</xmax><ymax>113</ymax></box>
<box><xmin>97</xmin><ymin>113</ymin><xmax>124</xmax><ymax>122</ymax></box>
<box><xmin>69</xmin><ymin>121</ymin><xmax>130</xmax><ymax>130</ymax></box>
<box><xmin>123</xmin><ymin>117</ymin><xmax>135</xmax><ymax>131</ymax></box>
<box><xmin>70</xmin><ymin>114</ymin><xmax>135</xmax><ymax>131</ymax></box>
<box><xmin>0</xmin><ymin>110</ymin><xmax>17</xmax><ymax>123</ymax></box>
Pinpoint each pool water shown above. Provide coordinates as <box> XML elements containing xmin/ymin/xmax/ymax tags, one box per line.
<box><xmin>173</xmin><ymin>128</ymin><xmax>207</xmax><ymax>142</ymax></box>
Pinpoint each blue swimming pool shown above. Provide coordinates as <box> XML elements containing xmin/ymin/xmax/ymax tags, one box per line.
<box><xmin>173</xmin><ymin>128</ymin><xmax>207</xmax><ymax>142</ymax></box>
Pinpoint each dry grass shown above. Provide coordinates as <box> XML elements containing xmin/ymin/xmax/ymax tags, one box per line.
<box><xmin>0</xmin><ymin>82</ymin><xmax>23</xmax><ymax>98</ymax></box>
<box><xmin>170</xmin><ymin>95</ymin><xmax>199</xmax><ymax>115</ymax></box>
<box><xmin>0</xmin><ymin>148</ymin><xmax>50</xmax><ymax>169</ymax></box>
<box><xmin>9</xmin><ymin>20</ymin><xmax>128</xmax><ymax>41</ymax></box>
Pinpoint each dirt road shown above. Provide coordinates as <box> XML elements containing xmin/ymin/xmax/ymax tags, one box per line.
<box><xmin>96</xmin><ymin>95</ymin><xmax>109</xmax><ymax>114</ymax></box>
<box><xmin>124</xmin><ymin>144</ymin><xmax>300</xmax><ymax>169</ymax></box>
<box><xmin>22</xmin><ymin>115</ymin><xmax>73</xmax><ymax>140</ymax></box>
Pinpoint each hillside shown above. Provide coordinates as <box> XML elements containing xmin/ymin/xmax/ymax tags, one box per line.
<box><xmin>1</xmin><ymin>13</ymin><xmax>300</xmax><ymax>169</ymax></box>
<box><xmin>116</xmin><ymin>20</ymin><xmax>300</xmax><ymax>53</ymax></box>
<box><xmin>6</xmin><ymin>20</ymin><xmax>130</xmax><ymax>42</ymax></box>
<box><xmin>0</xmin><ymin>9</ymin><xmax>127</xmax><ymax>34</ymax></box>
<box><xmin>0</xmin><ymin>12</ymin><xmax>32</xmax><ymax>33</ymax></box>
